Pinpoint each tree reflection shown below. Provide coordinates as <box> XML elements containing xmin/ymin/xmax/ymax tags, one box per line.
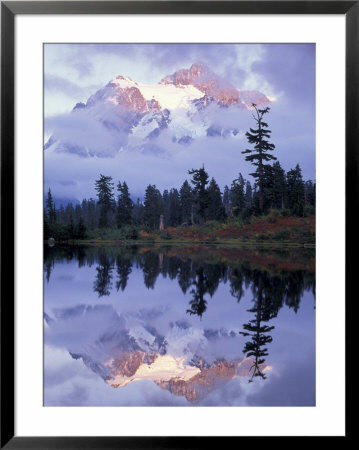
<box><xmin>93</xmin><ymin>252</ymin><xmax>114</xmax><ymax>297</ymax></box>
<box><xmin>229</xmin><ymin>268</ymin><xmax>246</xmax><ymax>302</ymax></box>
<box><xmin>116</xmin><ymin>255</ymin><xmax>132</xmax><ymax>291</ymax></box>
<box><xmin>177</xmin><ymin>259</ymin><xmax>195</xmax><ymax>294</ymax></box>
<box><xmin>44</xmin><ymin>258</ymin><xmax>54</xmax><ymax>283</ymax></box>
<box><xmin>240</xmin><ymin>273</ymin><xmax>277</xmax><ymax>382</ymax></box>
<box><xmin>186</xmin><ymin>267</ymin><xmax>208</xmax><ymax>319</ymax></box>
<box><xmin>141</xmin><ymin>252</ymin><xmax>161</xmax><ymax>289</ymax></box>
<box><xmin>44</xmin><ymin>245</ymin><xmax>315</xmax><ymax>323</ymax></box>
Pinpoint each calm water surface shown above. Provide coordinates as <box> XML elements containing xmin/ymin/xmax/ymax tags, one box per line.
<box><xmin>44</xmin><ymin>244</ymin><xmax>315</xmax><ymax>406</ymax></box>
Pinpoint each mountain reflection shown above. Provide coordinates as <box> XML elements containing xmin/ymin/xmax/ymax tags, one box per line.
<box><xmin>44</xmin><ymin>244</ymin><xmax>315</xmax><ymax>403</ymax></box>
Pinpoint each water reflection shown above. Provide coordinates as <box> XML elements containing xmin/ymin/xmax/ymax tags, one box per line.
<box><xmin>240</xmin><ymin>273</ymin><xmax>277</xmax><ymax>381</ymax></box>
<box><xmin>44</xmin><ymin>245</ymin><xmax>315</xmax><ymax>406</ymax></box>
<box><xmin>93</xmin><ymin>252</ymin><xmax>114</xmax><ymax>297</ymax></box>
<box><xmin>186</xmin><ymin>268</ymin><xmax>208</xmax><ymax>318</ymax></box>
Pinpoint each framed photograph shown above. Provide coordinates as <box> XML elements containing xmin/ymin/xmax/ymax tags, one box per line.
<box><xmin>1</xmin><ymin>1</ymin><xmax>353</xmax><ymax>446</ymax></box>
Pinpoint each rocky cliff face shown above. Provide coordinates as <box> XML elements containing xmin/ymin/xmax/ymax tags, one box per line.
<box><xmin>155</xmin><ymin>359</ymin><xmax>237</xmax><ymax>402</ymax></box>
<box><xmin>160</xmin><ymin>63</ymin><xmax>242</xmax><ymax>107</ymax></box>
<box><xmin>160</xmin><ymin>63</ymin><xmax>269</xmax><ymax>108</ymax></box>
<box><xmin>155</xmin><ymin>357</ymin><xmax>271</xmax><ymax>402</ymax></box>
<box><xmin>105</xmin><ymin>350</ymin><xmax>158</xmax><ymax>386</ymax></box>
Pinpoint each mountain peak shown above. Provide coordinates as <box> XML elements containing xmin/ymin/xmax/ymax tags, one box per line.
<box><xmin>160</xmin><ymin>63</ymin><xmax>266</xmax><ymax>108</ymax></box>
<box><xmin>189</xmin><ymin>62</ymin><xmax>212</xmax><ymax>76</ymax></box>
<box><xmin>160</xmin><ymin>62</ymin><xmax>216</xmax><ymax>87</ymax></box>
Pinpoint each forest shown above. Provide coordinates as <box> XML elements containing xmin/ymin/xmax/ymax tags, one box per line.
<box><xmin>44</xmin><ymin>106</ymin><xmax>315</xmax><ymax>243</ymax></box>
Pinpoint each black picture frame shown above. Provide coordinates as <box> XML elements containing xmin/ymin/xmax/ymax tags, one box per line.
<box><xmin>1</xmin><ymin>1</ymin><xmax>354</xmax><ymax>447</ymax></box>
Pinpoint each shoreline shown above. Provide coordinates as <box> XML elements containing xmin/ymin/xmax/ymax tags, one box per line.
<box><xmin>47</xmin><ymin>238</ymin><xmax>315</xmax><ymax>248</ymax></box>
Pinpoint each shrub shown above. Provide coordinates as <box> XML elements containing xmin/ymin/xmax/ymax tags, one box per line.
<box><xmin>159</xmin><ymin>230</ymin><xmax>173</xmax><ymax>240</ymax></box>
<box><xmin>267</xmin><ymin>209</ymin><xmax>280</xmax><ymax>224</ymax></box>
<box><xmin>257</xmin><ymin>233</ymin><xmax>270</xmax><ymax>240</ymax></box>
<box><xmin>304</xmin><ymin>205</ymin><xmax>315</xmax><ymax>216</ymax></box>
<box><xmin>272</xmin><ymin>230</ymin><xmax>290</xmax><ymax>240</ymax></box>
<box><xmin>280</xmin><ymin>208</ymin><xmax>291</xmax><ymax>217</ymax></box>
<box><xmin>241</xmin><ymin>207</ymin><xmax>253</xmax><ymax>224</ymax></box>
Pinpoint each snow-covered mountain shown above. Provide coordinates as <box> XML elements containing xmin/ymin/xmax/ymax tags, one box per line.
<box><xmin>45</xmin><ymin>63</ymin><xmax>271</xmax><ymax>157</ymax></box>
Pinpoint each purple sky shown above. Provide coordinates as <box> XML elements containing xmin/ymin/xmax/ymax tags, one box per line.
<box><xmin>44</xmin><ymin>43</ymin><xmax>315</xmax><ymax>202</ymax></box>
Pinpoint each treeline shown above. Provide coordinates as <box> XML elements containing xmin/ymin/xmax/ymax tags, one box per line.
<box><xmin>44</xmin><ymin>163</ymin><xmax>315</xmax><ymax>240</ymax></box>
<box><xmin>44</xmin><ymin>105</ymin><xmax>315</xmax><ymax>240</ymax></box>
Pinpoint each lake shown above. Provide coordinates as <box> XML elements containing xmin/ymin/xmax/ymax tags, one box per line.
<box><xmin>44</xmin><ymin>244</ymin><xmax>315</xmax><ymax>406</ymax></box>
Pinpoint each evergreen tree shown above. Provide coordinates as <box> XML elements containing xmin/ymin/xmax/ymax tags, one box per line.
<box><xmin>57</xmin><ymin>204</ymin><xmax>65</xmax><ymax>224</ymax></box>
<box><xmin>271</xmin><ymin>161</ymin><xmax>287</xmax><ymax>209</ymax></box>
<box><xmin>144</xmin><ymin>185</ymin><xmax>163</xmax><ymax>229</ymax></box>
<box><xmin>87</xmin><ymin>198</ymin><xmax>97</xmax><ymax>229</ymax></box>
<box><xmin>76</xmin><ymin>216</ymin><xmax>87</xmax><ymax>239</ymax></box>
<box><xmin>116</xmin><ymin>181</ymin><xmax>133</xmax><ymax>227</ymax></box>
<box><xmin>64</xmin><ymin>203</ymin><xmax>75</xmax><ymax>224</ymax></box>
<box><xmin>262</xmin><ymin>164</ymin><xmax>275</xmax><ymax>212</ymax></box>
<box><xmin>74</xmin><ymin>203</ymin><xmax>82</xmax><ymax>224</ymax></box>
<box><xmin>206</xmin><ymin>177</ymin><xmax>225</xmax><ymax>221</ymax></box>
<box><xmin>95</xmin><ymin>174</ymin><xmax>115</xmax><ymax>228</ymax></box>
<box><xmin>230</xmin><ymin>173</ymin><xmax>246</xmax><ymax>216</ymax></box>
<box><xmin>286</xmin><ymin>164</ymin><xmax>305</xmax><ymax>216</ymax></box>
<box><xmin>162</xmin><ymin>189</ymin><xmax>171</xmax><ymax>227</ymax></box>
<box><xmin>244</xmin><ymin>181</ymin><xmax>253</xmax><ymax>208</ymax></box>
<box><xmin>80</xmin><ymin>199</ymin><xmax>88</xmax><ymax>225</ymax></box>
<box><xmin>179</xmin><ymin>180</ymin><xmax>193</xmax><ymax>225</ymax></box>
<box><xmin>46</xmin><ymin>188</ymin><xmax>56</xmax><ymax>223</ymax></box>
<box><xmin>66</xmin><ymin>215</ymin><xmax>75</xmax><ymax>240</ymax></box>
<box><xmin>169</xmin><ymin>188</ymin><xmax>181</xmax><ymax>226</ymax></box>
<box><xmin>132</xmin><ymin>198</ymin><xmax>144</xmax><ymax>226</ymax></box>
<box><xmin>242</xmin><ymin>105</ymin><xmax>276</xmax><ymax>213</ymax></box>
<box><xmin>188</xmin><ymin>166</ymin><xmax>209</xmax><ymax>224</ymax></box>
<box><xmin>44</xmin><ymin>210</ymin><xmax>50</xmax><ymax>240</ymax></box>
<box><xmin>222</xmin><ymin>185</ymin><xmax>231</xmax><ymax>217</ymax></box>
<box><xmin>304</xmin><ymin>180</ymin><xmax>316</xmax><ymax>208</ymax></box>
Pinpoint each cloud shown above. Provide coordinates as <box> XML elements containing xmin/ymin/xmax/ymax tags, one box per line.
<box><xmin>246</xmin><ymin>356</ymin><xmax>315</xmax><ymax>406</ymax></box>
<box><xmin>45</xmin><ymin>105</ymin><xmax>131</xmax><ymax>157</ymax></box>
<box><xmin>252</xmin><ymin>44</ymin><xmax>315</xmax><ymax>106</ymax></box>
<box><xmin>45</xmin><ymin>74</ymin><xmax>95</xmax><ymax>98</ymax></box>
<box><xmin>44</xmin><ymin>101</ymin><xmax>315</xmax><ymax>202</ymax></box>
<box><xmin>44</xmin><ymin>345</ymin><xmax>190</xmax><ymax>406</ymax></box>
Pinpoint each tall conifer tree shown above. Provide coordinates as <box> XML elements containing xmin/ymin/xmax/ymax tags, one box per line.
<box><xmin>242</xmin><ymin>105</ymin><xmax>276</xmax><ymax>213</ymax></box>
<box><xmin>179</xmin><ymin>180</ymin><xmax>193</xmax><ymax>225</ymax></box>
<box><xmin>116</xmin><ymin>181</ymin><xmax>133</xmax><ymax>227</ymax></box>
<box><xmin>46</xmin><ymin>188</ymin><xmax>57</xmax><ymax>223</ymax></box>
<box><xmin>206</xmin><ymin>177</ymin><xmax>225</xmax><ymax>221</ymax></box>
<box><xmin>188</xmin><ymin>166</ymin><xmax>209</xmax><ymax>224</ymax></box>
<box><xmin>95</xmin><ymin>174</ymin><xmax>115</xmax><ymax>228</ymax></box>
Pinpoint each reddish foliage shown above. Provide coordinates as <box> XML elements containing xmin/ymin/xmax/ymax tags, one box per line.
<box><xmin>145</xmin><ymin>215</ymin><xmax>315</xmax><ymax>243</ymax></box>
<box><xmin>163</xmin><ymin>245</ymin><xmax>315</xmax><ymax>273</ymax></box>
